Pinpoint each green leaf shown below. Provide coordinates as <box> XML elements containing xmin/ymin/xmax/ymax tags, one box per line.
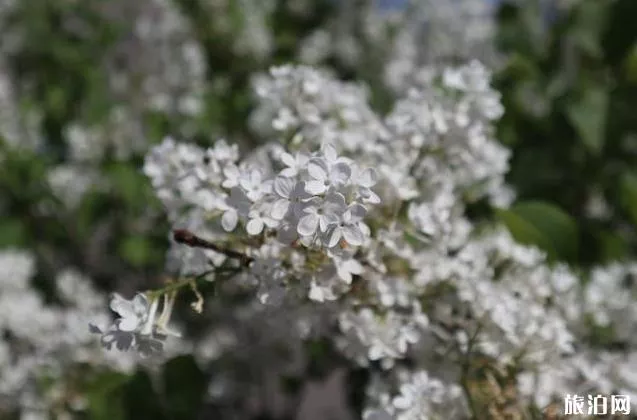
<box><xmin>86</xmin><ymin>371</ymin><xmax>129</xmax><ymax>420</ymax></box>
<box><xmin>497</xmin><ymin>201</ymin><xmax>579</xmax><ymax>261</ymax></box>
<box><xmin>122</xmin><ymin>370</ymin><xmax>167</xmax><ymax>420</ymax></box>
<box><xmin>566</xmin><ymin>85</ymin><xmax>609</xmax><ymax>155</ymax></box>
<box><xmin>620</xmin><ymin>171</ymin><xmax>637</xmax><ymax>226</ymax></box>
<box><xmin>162</xmin><ymin>355</ymin><xmax>207</xmax><ymax>420</ymax></box>
<box><xmin>569</xmin><ymin>1</ymin><xmax>609</xmax><ymax>58</ymax></box>
<box><xmin>496</xmin><ymin>208</ymin><xmax>557</xmax><ymax>259</ymax></box>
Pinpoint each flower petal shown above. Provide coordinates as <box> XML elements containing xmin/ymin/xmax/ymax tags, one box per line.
<box><xmin>325</xmin><ymin>226</ymin><xmax>342</xmax><ymax>248</ymax></box>
<box><xmin>271</xmin><ymin>199</ymin><xmax>290</xmax><ymax>220</ymax></box>
<box><xmin>330</xmin><ymin>162</ymin><xmax>352</xmax><ymax>185</ymax></box>
<box><xmin>359</xmin><ymin>168</ymin><xmax>377</xmax><ymax>187</ymax></box>
<box><xmin>342</xmin><ymin>225</ymin><xmax>364</xmax><ymax>246</ymax></box>
<box><xmin>280</xmin><ymin>152</ymin><xmax>296</xmax><ymax>167</ymax></box>
<box><xmin>322</xmin><ymin>143</ymin><xmax>338</xmax><ymax>162</ymax></box>
<box><xmin>273</xmin><ymin>176</ymin><xmax>294</xmax><ymax>198</ymax></box>
<box><xmin>110</xmin><ymin>293</ymin><xmax>134</xmax><ymax>318</ymax></box>
<box><xmin>221</xmin><ymin>210</ymin><xmax>238</xmax><ymax>231</ymax></box>
<box><xmin>297</xmin><ymin>213</ymin><xmax>319</xmax><ymax>236</ymax></box>
<box><xmin>305</xmin><ymin>180</ymin><xmax>326</xmax><ymax>195</ymax></box>
<box><xmin>343</xmin><ymin>259</ymin><xmax>363</xmax><ymax>275</ymax></box>
<box><xmin>132</xmin><ymin>293</ymin><xmax>149</xmax><ymax>315</ymax></box>
<box><xmin>246</xmin><ymin>218</ymin><xmax>264</xmax><ymax>235</ymax></box>
<box><xmin>117</xmin><ymin>316</ymin><xmax>140</xmax><ymax>332</ymax></box>
<box><xmin>280</xmin><ymin>168</ymin><xmax>296</xmax><ymax>178</ymax></box>
<box><xmin>307</xmin><ymin>160</ymin><xmax>328</xmax><ymax>181</ymax></box>
<box><xmin>347</xmin><ymin>204</ymin><xmax>367</xmax><ymax>222</ymax></box>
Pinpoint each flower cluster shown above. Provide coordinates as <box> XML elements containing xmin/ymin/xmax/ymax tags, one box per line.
<box><xmin>89</xmin><ymin>291</ymin><xmax>182</xmax><ymax>358</ymax></box>
<box><xmin>0</xmin><ymin>251</ymin><xmax>145</xmax><ymax>416</ymax></box>
<box><xmin>91</xmin><ymin>62</ymin><xmax>637</xmax><ymax>419</ymax></box>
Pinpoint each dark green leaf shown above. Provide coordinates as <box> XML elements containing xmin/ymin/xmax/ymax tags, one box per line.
<box><xmin>86</xmin><ymin>371</ymin><xmax>129</xmax><ymax>420</ymax></box>
<box><xmin>566</xmin><ymin>85</ymin><xmax>609</xmax><ymax>155</ymax></box>
<box><xmin>496</xmin><ymin>208</ymin><xmax>557</xmax><ymax>259</ymax></box>
<box><xmin>162</xmin><ymin>355</ymin><xmax>207</xmax><ymax>420</ymax></box>
<box><xmin>497</xmin><ymin>201</ymin><xmax>579</xmax><ymax>261</ymax></box>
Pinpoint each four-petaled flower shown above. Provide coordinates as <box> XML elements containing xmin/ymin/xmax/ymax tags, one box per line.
<box><xmin>325</xmin><ymin>204</ymin><xmax>368</xmax><ymax>247</ymax></box>
<box><xmin>110</xmin><ymin>293</ymin><xmax>150</xmax><ymax>332</ymax></box>
<box><xmin>305</xmin><ymin>157</ymin><xmax>351</xmax><ymax>195</ymax></box>
<box><xmin>298</xmin><ymin>193</ymin><xmax>346</xmax><ymax>237</ymax></box>
<box><xmin>272</xmin><ymin>177</ymin><xmax>311</xmax><ymax>219</ymax></box>
<box><xmin>279</xmin><ymin>151</ymin><xmax>310</xmax><ymax>178</ymax></box>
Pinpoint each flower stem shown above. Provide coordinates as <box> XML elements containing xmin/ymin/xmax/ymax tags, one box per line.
<box><xmin>172</xmin><ymin>229</ymin><xmax>253</xmax><ymax>265</ymax></box>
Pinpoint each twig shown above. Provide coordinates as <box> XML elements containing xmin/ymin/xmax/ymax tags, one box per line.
<box><xmin>172</xmin><ymin>229</ymin><xmax>253</xmax><ymax>265</ymax></box>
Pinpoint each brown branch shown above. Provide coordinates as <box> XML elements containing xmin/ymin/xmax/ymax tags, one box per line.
<box><xmin>172</xmin><ymin>229</ymin><xmax>253</xmax><ymax>265</ymax></box>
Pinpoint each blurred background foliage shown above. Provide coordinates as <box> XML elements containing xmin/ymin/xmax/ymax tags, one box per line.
<box><xmin>1</xmin><ymin>0</ymin><xmax>637</xmax><ymax>418</ymax></box>
<box><xmin>494</xmin><ymin>0</ymin><xmax>637</xmax><ymax>267</ymax></box>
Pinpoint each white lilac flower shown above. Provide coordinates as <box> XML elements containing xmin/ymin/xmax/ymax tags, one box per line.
<box><xmin>279</xmin><ymin>151</ymin><xmax>310</xmax><ymax>177</ymax></box>
<box><xmin>114</xmin><ymin>60</ymin><xmax>637</xmax><ymax>415</ymax></box>
<box><xmin>239</xmin><ymin>169</ymin><xmax>270</xmax><ymax>201</ymax></box>
<box><xmin>250</xmin><ymin>256</ymin><xmax>288</xmax><ymax>306</ymax></box>
<box><xmin>351</xmin><ymin>166</ymin><xmax>381</xmax><ymax>204</ymax></box>
<box><xmin>222</xmin><ymin>187</ymin><xmax>252</xmax><ymax>232</ymax></box>
<box><xmin>325</xmin><ymin>203</ymin><xmax>368</xmax><ymax>248</ymax></box>
<box><xmin>221</xmin><ymin>164</ymin><xmax>242</xmax><ymax>189</ymax></box>
<box><xmin>339</xmin><ymin>305</ymin><xmax>429</xmax><ymax>369</ymax></box>
<box><xmin>297</xmin><ymin>193</ymin><xmax>347</xmax><ymax>237</ymax></box>
<box><xmin>272</xmin><ymin>177</ymin><xmax>311</xmax><ymax>220</ymax></box>
<box><xmin>90</xmin><ymin>292</ymin><xmax>178</xmax><ymax>358</ymax></box>
<box><xmin>305</xmin><ymin>157</ymin><xmax>352</xmax><ymax>195</ymax></box>
<box><xmin>246</xmin><ymin>203</ymin><xmax>279</xmax><ymax>236</ymax></box>
<box><xmin>331</xmin><ymin>256</ymin><xmax>364</xmax><ymax>285</ymax></box>
<box><xmin>308</xmin><ymin>265</ymin><xmax>346</xmax><ymax>302</ymax></box>
<box><xmin>109</xmin><ymin>293</ymin><xmax>151</xmax><ymax>333</ymax></box>
<box><xmin>0</xmin><ymin>249</ymin><xmax>36</xmax><ymax>291</ymax></box>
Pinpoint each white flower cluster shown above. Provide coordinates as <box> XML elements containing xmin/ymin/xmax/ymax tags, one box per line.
<box><xmin>96</xmin><ymin>62</ymin><xmax>637</xmax><ymax>419</ymax></box>
<box><xmin>517</xmin><ymin>262</ymin><xmax>637</xmax><ymax>410</ymax></box>
<box><xmin>382</xmin><ymin>0</ymin><xmax>500</xmax><ymax>94</ymax></box>
<box><xmin>0</xmin><ymin>249</ymin><xmax>192</xmax><ymax>417</ymax></box>
<box><xmin>0</xmin><ymin>251</ymin><xmax>120</xmax><ymax>415</ymax></box>
<box><xmin>363</xmin><ymin>369</ymin><xmax>467</xmax><ymax>420</ymax></box>
<box><xmin>144</xmin><ymin>135</ymin><xmax>380</xmax><ymax>304</ymax></box>
<box><xmin>251</xmin><ymin>62</ymin><xmax>513</xmax><ymax>208</ymax></box>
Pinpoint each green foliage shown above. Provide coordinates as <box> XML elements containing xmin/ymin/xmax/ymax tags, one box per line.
<box><xmin>86</xmin><ymin>371</ymin><xmax>130</xmax><ymax>420</ymax></box>
<box><xmin>565</xmin><ymin>84</ymin><xmax>608</xmax><ymax>155</ymax></box>
<box><xmin>495</xmin><ymin>0</ymin><xmax>637</xmax><ymax>266</ymax></box>
<box><xmin>162</xmin><ymin>355</ymin><xmax>208</xmax><ymax>420</ymax></box>
<box><xmin>497</xmin><ymin>200</ymin><xmax>578</xmax><ymax>262</ymax></box>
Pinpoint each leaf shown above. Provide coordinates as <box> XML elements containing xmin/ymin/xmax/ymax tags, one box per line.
<box><xmin>162</xmin><ymin>356</ymin><xmax>207</xmax><ymax>420</ymax></box>
<box><xmin>122</xmin><ymin>369</ymin><xmax>167</xmax><ymax>420</ymax></box>
<box><xmin>620</xmin><ymin>171</ymin><xmax>637</xmax><ymax>226</ymax></box>
<box><xmin>566</xmin><ymin>86</ymin><xmax>609</xmax><ymax>155</ymax></box>
<box><xmin>86</xmin><ymin>371</ymin><xmax>130</xmax><ymax>420</ymax></box>
<box><xmin>497</xmin><ymin>201</ymin><xmax>579</xmax><ymax>261</ymax></box>
<box><xmin>496</xmin><ymin>208</ymin><xmax>557</xmax><ymax>259</ymax></box>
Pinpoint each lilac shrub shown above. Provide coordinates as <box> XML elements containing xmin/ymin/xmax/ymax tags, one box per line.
<box><xmin>90</xmin><ymin>61</ymin><xmax>637</xmax><ymax>417</ymax></box>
